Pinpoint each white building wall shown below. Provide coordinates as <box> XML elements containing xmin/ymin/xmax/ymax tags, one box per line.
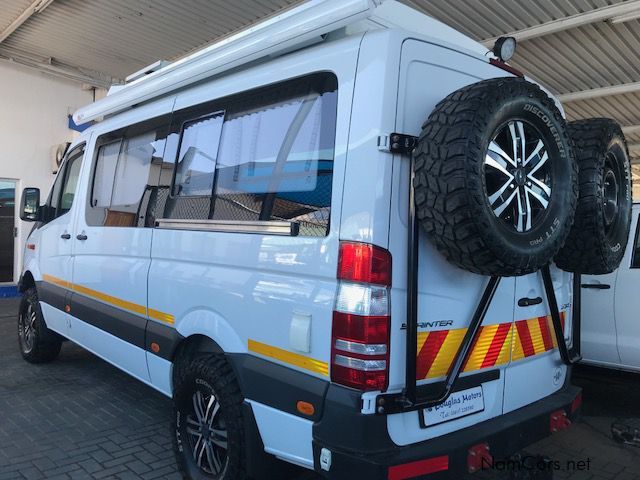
<box><xmin>0</xmin><ymin>61</ymin><xmax>94</xmax><ymax>283</ymax></box>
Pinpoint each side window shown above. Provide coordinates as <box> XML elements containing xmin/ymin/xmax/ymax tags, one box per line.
<box><xmin>87</xmin><ymin>116</ymin><xmax>170</xmax><ymax>227</ymax></box>
<box><xmin>631</xmin><ymin>216</ymin><xmax>640</xmax><ymax>268</ymax></box>
<box><xmin>173</xmin><ymin>113</ymin><xmax>224</xmax><ymax>197</ymax></box>
<box><xmin>164</xmin><ymin>72</ymin><xmax>338</xmax><ymax>236</ymax></box>
<box><xmin>47</xmin><ymin>144</ymin><xmax>85</xmax><ymax>221</ymax></box>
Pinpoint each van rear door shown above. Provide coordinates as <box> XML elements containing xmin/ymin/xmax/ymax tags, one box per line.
<box><xmin>502</xmin><ymin>267</ymin><xmax>572</xmax><ymax>412</ymax></box>
<box><xmin>385</xmin><ymin>38</ymin><xmax>515</xmax><ymax>445</ymax></box>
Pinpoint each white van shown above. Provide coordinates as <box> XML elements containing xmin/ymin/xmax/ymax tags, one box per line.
<box><xmin>16</xmin><ymin>1</ymin><xmax>632</xmax><ymax>479</ymax></box>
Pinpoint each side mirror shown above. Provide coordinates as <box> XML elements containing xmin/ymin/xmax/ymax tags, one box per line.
<box><xmin>20</xmin><ymin>188</ymin><xmax>41</xmax><ymax>222</ymax></box>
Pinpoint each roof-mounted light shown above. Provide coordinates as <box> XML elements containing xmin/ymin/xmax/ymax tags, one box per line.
<box><xmin>492</xmin><ymin>36</ymin><xmax>517</xmax><ymax>62</ymax></box>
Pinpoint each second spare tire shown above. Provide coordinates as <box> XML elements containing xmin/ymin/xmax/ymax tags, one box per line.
<box><xmin>414</xmin><ymin>77</ymin><xmax>578</xmax><ymax>276</ymax></box>
<box><xmin>554</xmin><ymin>118</ymin><xmax>632</xmax><ymax>274</ymax></box>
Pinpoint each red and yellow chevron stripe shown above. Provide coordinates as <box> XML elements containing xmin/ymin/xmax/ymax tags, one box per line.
<box><xmin>416</xmin><ymin>312</ymin><xmax>566</xmax><ymax>380</ymax></box>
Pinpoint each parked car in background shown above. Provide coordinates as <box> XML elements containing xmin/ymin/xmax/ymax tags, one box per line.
<box><xmin>581</xmin><ymin>203</ymin><xmax>640</xmax><ymax>372</ymax></box>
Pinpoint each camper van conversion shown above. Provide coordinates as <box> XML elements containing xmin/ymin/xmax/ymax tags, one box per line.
<box><xmin>17</xmin><ymin>1</ymin><xmax>632</xmax><ymax>479</ymax></box>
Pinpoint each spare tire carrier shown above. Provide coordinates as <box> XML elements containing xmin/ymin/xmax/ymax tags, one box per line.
<box><xmin>375</xmin><ymin>133</ymin><xmax>581</xmax><ymax>415</ymax></box>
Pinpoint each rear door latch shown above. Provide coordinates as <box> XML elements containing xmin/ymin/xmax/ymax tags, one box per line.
<box><xmin>378</xmin><ymin>133</ymin><xmax>418</xmax><ymax>155</ymax></box>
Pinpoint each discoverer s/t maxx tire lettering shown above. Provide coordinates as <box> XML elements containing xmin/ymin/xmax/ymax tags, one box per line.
<box><xmin>555</xmin><ymin>118</ymin><xmax>632</xmax><ymax>274</ymax></box>
<box><xmin>413</xmin><ymin>77</ymin><xmax>578</xmax><ymax>276</ymax></box>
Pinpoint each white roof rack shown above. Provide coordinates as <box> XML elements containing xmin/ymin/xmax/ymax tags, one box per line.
<box><xmin>73</xmin><ymin>0</ymin><xmax>382</xmax><ymax>124</ymax></box>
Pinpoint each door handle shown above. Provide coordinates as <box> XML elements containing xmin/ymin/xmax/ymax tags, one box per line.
<box><xmin>518</xmin><ymin>296</ymin><xmax>543</xmax><ymax>307</ymax></box>
<box><xmin>581</xmin><ymin>283</ymin><xmax>611</xmax><ymax>289</ymax></box>
<box><xmin>60</xmin><ymin>233</ymin><xmax>71</xmax><ymax>240</ymax></box>
<box><xmin>76</xmin><ymin>234</ymin><xmax>88</xmax><ymax>241</ymax></box>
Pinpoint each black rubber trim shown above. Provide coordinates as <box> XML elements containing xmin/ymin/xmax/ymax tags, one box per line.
<box><xmin>37</xmin><ymin>280</ymin><xmax>68</xmax><ymax>311</ymax></box>
<box><xmin>314</xmin><ymin>384</ymin><xmax>393</xmax><ymax>452</ymax></box>
<box><xmin>36</xmin><ymin>280</ymin><xmax>181</xmax><ymax>360</ymax></box>
<box><xmin>227</xmin><ymin>353</ymin><xmax>329</xmax><ymax>422</ymax></box>
<box><xmin>145</xmin><ymin>319</ymin><xmax>183</xmax><ymax>361</ymax></box>
<box><xmin>382</xmin><ymin>369</ymin><xmax>501</xmax><ymax>415</ymax></box>
<box><xmin>420</xmin><ymin>369</ymin><xmax>500</xmax><ymax>397</ymax></box>
<box><xmin>70</xmin><ymin>292</ymin><xmax>147</xmax><ymax>349</ymax></box>
<box><xmin>312</xmin><ymin>377</ymin><xmax>581</xmax><ymax>479</ymax></box>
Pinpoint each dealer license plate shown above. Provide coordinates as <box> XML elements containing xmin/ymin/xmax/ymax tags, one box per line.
<box><xmin>422</xmin><ymin>386</ymin><xmax>485</xmax><ymax>427</ymax></box>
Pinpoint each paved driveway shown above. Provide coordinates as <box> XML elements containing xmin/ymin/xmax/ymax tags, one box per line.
<box><xmin>1</xmin><ymin>297</ymin><xmax>639</xmax><ymax>479</ymax></box>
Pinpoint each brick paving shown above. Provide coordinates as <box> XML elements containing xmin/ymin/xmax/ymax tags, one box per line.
<box><xmin>1</xmin><ymin>296</ymin><xmax>640</xmax><ymax>479</ymax></box>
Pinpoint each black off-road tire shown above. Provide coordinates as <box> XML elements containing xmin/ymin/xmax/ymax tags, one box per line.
<box><xmin>173</xmin><ymin>355</ymin><xmax>246</xmax><ymax>480</ymax></box>
<box><xmin>18</xmin><ymin>287</ymin><xmax>62</xmax><ymax>363</ymax></box>
<box><xmin>555</xmin><ymin>118</ymin><xmax>632</xmax><ymax>274</ymax></box>
<box><xmin>414</xmin><ymin>77</ymin><xmax>578</xmax><ymax>276</ymax></box>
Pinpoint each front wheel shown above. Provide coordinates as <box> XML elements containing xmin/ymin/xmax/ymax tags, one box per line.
<box><xmin>18</xmin><ymin>287</ymin><xmax>62</xmax><ymax>363</ymax></box>
<box><xmin>173</xmin><ymin>355</ymin><xmax>246</xmax><ymax>480</ymax></box>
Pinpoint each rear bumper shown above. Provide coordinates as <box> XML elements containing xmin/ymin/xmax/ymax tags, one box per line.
<box><xmin>312</xmin><ymin>381</ymin><xmax>582</xmax><ymax>479</ymax></box>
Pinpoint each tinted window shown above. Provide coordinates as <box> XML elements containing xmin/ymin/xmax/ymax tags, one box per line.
<box><xmin>48</xmin><ymin>144</ymin><xmax>84</xmax><ymax>220</ymax></box>
<box><xmin>164</xmin><ymin>72</ymin><xmax>338</xmax><ymax>236</ymax></box>
<box><xmin>88</xmin><ymin>116</ymin><xmax>170</xmax><ymax>227</ymax></box>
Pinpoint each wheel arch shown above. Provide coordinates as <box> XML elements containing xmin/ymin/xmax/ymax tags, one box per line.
<box><xmin>19</xmin><ymin>270</ymin><xmax>36</xmax><ymax>292</ymax></box>
<box><xmin>171</xmin><ymin>309</ymin><xmax>245</xmax><ymax>391</ymax></box>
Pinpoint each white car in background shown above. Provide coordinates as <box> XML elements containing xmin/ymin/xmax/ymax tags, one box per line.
<box><xmin>581</xmin><ymin>203</ymin><xmax>640</xmax><ymax>372</ymax></box>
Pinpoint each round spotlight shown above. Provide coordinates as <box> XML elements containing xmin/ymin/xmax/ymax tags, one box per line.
<box><xmin>493</xmin><ymin>36</ymin><xmax>517</xmax><ymax>62</ymax></box>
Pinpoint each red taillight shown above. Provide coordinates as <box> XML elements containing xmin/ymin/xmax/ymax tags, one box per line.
<box><xmin>331</xmin><ymin>242</ymin><xmax>391</xmax><ymax>392</ymax></box>
<box><xmin>332</xmin><ymin>312</ymin><xmax>389</xmax><ymax>344</ymax></box>
<box><xmin>338</xmin><ymin>241</ymin><xmax>392</xmax><ymax>286</ymax></box>
<box><xmin>331</xmin><ymin>312</ymin><xmax>390</xmax><ymax>391</ymax></box>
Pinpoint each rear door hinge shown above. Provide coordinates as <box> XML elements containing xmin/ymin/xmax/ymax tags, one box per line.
<box><xmin>378</xmin><ymin>133</ymin><xmax>418</xmax><ymax>155</ymax></box>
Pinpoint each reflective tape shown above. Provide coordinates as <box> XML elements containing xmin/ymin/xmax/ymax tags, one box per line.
<box><xmin>416</xmin><ymin>312</ymin><xmax>567</xmax><ymax>380</ymax></box>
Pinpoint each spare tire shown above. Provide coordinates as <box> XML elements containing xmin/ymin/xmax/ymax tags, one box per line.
<box><xmin>554</xmin><ymin>118</ymin><xmax>632</xmax><ymax>274</ymax></box>
<box><xmin>413</xmin><ymin>77</ymin><xmax>578</xmax><ymax>276</ymax></box>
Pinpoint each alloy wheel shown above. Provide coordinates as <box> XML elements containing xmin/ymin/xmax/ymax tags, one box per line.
<box><xmin>19</xmin><ymin>304</ymin><xmax>37</xmax><ymax>353</ymax></box>
<box><xmin>484</xmin><ymin>120</ymin><xmax>553</xmax><ymax>233</ymax></box>
<box><xmin>186</xmin><ymin>389</ymin><xmax>228</xmax><ymax>475</ymax></box>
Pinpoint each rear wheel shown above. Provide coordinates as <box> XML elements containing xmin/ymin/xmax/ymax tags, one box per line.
<box><xmin>555</xmin><ymin>118</ymin><xmax>632</xmax><ymax>274</ymax></box>
<box><xmin>173</xmin><ymin>355</ymin><xmax>245</xmax><ymax>480</ymax></box>
<box><xmin>18</xmin><ymin>287</ymin><xmax>62</xmax><ymax>363</ymax></box>
<box><xmin>414</xmin><ymin>77</ymin><xmax>578</xmax><ymax>276</ymax></box>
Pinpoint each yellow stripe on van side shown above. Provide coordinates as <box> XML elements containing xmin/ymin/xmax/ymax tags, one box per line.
<box><xmin>149</xmin><ymin>308</ymin><xmax>175</xmax><ymax>325</ymax></box>
<box><xmin>72</xmin><ymin>283</ymin><xmax>147</xmax><ymax>317</ymax></box>
<box><xmin>42</xmin><ymin>274</ymin><xmax>73</xmax><ymax>290</ymax></box>
<box><xmin>41</xmin><ymin>274</ymin><xmax>174</xmax><ymax>325</ymax></box>
<box><xmin>248</xmin><ymin>339</ymin><xmax>329</xmax><ymax>377</ymax></box>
